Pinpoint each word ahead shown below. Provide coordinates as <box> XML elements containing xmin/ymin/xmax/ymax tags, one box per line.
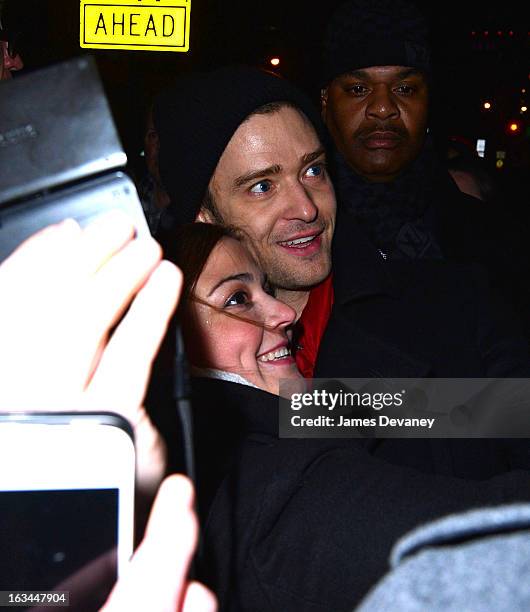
<box><xmin>80</xmin><ymin>0</ymin><xmax>190</xmax><ymax>52</ymax></box>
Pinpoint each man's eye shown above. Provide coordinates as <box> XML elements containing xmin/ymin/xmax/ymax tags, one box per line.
<box><xmin>347</xmin><ymin>84</ymin><xmax>369</xmax><ymax>95</ymax></box>
<box><xmin>225</xmin><ymin>291</ymin><xmax>249</xmax><ymax>307</ymax></box>
<box><xmin>305</xmin><ymin>164</ymin><xmax>324</xmax><ymax>178</ymax></box>
<box><xmin>395</xmin><ymin>84</ymin><xmax>414</xmax><ymax>95</ymax></box>
<box><xmin>249</xmin><ymin>180</ymin><xmax>272</xmax><ymax>194</ymax></box>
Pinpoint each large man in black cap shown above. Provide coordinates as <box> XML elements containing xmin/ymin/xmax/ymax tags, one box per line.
<box><xmin>321</xmin><ymin>0</ymin><xmax>530</xmax><ymax>337</ymax></box>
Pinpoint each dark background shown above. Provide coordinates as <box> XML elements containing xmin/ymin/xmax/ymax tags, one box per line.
<box><xmin>3</xmin><ymin>0</ymin><xmax>530</xmax><ymax>193</ymax></box>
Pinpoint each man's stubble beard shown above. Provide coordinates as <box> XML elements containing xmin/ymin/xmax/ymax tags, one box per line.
<box><xmin>257</xmin><ymin>249</ymin><xmax>332</xmax><ymax>292</ymax></box>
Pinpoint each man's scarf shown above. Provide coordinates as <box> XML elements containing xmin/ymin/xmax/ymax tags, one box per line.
<box><xmin>333</xmin><ymin>139</ymin><xmax>446</xmax><ymax>261</ymax></box>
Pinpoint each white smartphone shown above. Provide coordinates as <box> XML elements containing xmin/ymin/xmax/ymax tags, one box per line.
<box><xmin>0</xmin><ymin>413</ymin><xmax>135</xmax><ymax>609</ymax></box>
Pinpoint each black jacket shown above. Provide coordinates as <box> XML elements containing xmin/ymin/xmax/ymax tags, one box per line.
<box><xmin>314</xmin><ymin>205</ymin><xmax>530</xmax><ymax>380</ymax></box>
<box><xmin>333</xmin><ymin>149</ymin><xmax>530</xmax><ymax>341</ymax></box>
<box><xmin>437</xmin><ymin>179</ymin><xmax>530</xmax><ymax>341</ymax></box>
<box><xmin>195</xmin><ymin>379</ymin><xmax>530</xmax><ymax>612</ymax></box>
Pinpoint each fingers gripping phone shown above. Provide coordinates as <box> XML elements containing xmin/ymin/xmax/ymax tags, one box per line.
<box><xmin>0</xmin><ymin>413</ymin><xmax>135</xmax><ymax>610</ymax></box>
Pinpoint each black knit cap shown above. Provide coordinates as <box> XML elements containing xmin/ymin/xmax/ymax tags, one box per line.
<box><xmin>154</xmin><ymin>65</ymin><xmax>327</xmax><ymax>225</ymax></box>
<box><xmin>321</xmin><ymin>0</ymin><xmax>431</xmax><ymax>86</ymax></box>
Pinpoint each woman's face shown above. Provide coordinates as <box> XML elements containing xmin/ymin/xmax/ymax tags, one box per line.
<box><xmin>185</xmin><ymin>237</ymin><xmax>302</xmax><ymax>395</ymax></box>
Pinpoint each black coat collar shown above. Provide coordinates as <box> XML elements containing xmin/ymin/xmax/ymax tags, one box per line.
<box><xmin>192</xmin><ymin>377</ymin><xmax>278</xmax><ymax>437</ymax></box>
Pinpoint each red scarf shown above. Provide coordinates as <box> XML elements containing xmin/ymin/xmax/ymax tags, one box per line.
<box><xmin>294</xmin><ymin>274</ymin><xmax>334</xmax><ymax>378</ymax></box>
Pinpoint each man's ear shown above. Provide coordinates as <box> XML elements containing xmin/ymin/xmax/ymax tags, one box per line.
<box><xmin>320</xmin><ymin>87</ymin><xmax>329</xmax><ymax>121</ymax></box>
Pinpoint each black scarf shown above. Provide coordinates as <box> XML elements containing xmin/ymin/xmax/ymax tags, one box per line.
<box><xmin>333</xmin><ymin>139</ymin><xmax>446</xmax><ymax>261</ymax></box>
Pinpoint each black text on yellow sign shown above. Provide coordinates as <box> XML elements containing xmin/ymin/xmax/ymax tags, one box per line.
<box><xmin>80</xmin><ymin>0</ymin><xmax>190</xmax><ymax>52</ymax></box>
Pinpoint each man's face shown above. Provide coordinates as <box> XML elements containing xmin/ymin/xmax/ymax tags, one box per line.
<box><xmin>321</xmin><ymin>66</ymin><xmax>429</xmax><ymax>182</ymax></box>
<box><xmin>205</xmin><ymin>106</ymin><xmax>336</xmax><ymax>291</ymax></box>
<box><xmin>0</xmin><ymin>40</ymin><xmax>23</xmax><ymax>81</ymax></box>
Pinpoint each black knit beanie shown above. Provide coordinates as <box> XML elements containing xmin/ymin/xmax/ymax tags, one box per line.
<box><xmin>154</xmin><ymin>65</ymin><xmax>327</xmax><ymax>225</ymax></box>
<box><xmin>321</xmin><ymin>0</ymin><xmax>431</xmax><ymax>86</ymax></box>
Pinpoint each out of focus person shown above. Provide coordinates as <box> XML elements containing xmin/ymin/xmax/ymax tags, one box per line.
<box><xmin>0</xmin><ymin>17</ymin><xmax>23</xmax><ymax>80</ymax></box>
<box><xmin>358</xmin><ymin>504</ymin><xmax>530</xmax><ymax>611</ymax></box>
<box><xmin>447</xmin><ymin>140</ymin><xmax>496</xmax><ymax>202</ymax></box>
<box><xmin>137</xmin><ymin>105</ymin><xmax>171</xmax><ymax>234</ymax></box>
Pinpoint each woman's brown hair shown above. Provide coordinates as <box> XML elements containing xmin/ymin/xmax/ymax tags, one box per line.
<box><xmin>159</xmin><ymin>223</ymin><xmax>240</xmax><ymax>315</ymax></box>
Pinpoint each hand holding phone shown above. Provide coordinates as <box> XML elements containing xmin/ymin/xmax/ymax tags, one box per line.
<box><xmin>0</xmin><ymin>213</ymin><xmax>182</xmax><ymax>494</ymax></box>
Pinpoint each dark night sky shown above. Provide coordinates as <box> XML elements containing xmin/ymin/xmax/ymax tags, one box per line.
<box><xmin>3</xmin><ymin>0</ymin><xmax>529</xmax><ymax>175</ymax></box>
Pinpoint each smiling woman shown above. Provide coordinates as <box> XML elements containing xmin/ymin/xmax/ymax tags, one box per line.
<box><xmin>165</xmin><ymin>222</ymin><xmax>303</xmax><ymax>396</ymax></box>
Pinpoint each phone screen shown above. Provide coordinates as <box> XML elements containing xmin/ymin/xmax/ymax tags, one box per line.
<box><xmin>0</xmin><ymin>488</ymin><xmax>118</xmax><ymax>588</ymax></box>
<box><xmin>0</xmin><ymin>489</ymin><xmax>119</xmax><ymax>609</ymax></box>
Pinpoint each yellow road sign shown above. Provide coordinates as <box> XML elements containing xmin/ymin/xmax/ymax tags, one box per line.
<box><xmin>80</xmin><ymin>0</ymin><xmax>190</xmax><ymax>52</ymax></box>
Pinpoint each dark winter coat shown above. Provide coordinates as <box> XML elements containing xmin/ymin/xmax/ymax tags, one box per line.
<box><xmin>314</xmin><ymin>205</ymin><xmax>530</xmax><ymax>380</ymax></box>
<box><xmin>332</xmin><ymin>146</ymin><xmax>530</xmax><ymax>341</ymax></box>
<box><xmin>194</xmin><ymin>379</ymin><xmax>530</xmax><ymax>612</ymax></box>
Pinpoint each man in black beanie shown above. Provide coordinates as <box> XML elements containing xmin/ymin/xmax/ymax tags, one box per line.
<box><xmin>321</xmin><ymin>0</ymin><xmax>530</xmax><ymax>337</ymax></box>
<box><xmin>155</xmin><ymin>66</ymin><xmax>336</xmax><ymax>321</ymax></box>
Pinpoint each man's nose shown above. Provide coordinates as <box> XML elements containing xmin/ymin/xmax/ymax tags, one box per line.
<box><xmin>264</xmin><ymin>294</ymin><xmax>297</xmax><ymax>330</ymax></box>
<box><xmin>284</xmin><ymin>182</ymin><xmax>318</xmax><ymax>223</ymax></box>
<box><xmin>366</xmin><ymin>85</ymin><xmax>399</xmax><ymax>121</ymax></box>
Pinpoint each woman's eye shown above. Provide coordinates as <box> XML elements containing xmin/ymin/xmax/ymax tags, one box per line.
<box><xmin>224</xmin><ymin>291</ymin><xmax>249</xmax><ymax>307</ymax></box>
<box><xmin>249</xmin><ymin>180</ymin><xmax>272</xmax><ymax>195</ymax></box>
